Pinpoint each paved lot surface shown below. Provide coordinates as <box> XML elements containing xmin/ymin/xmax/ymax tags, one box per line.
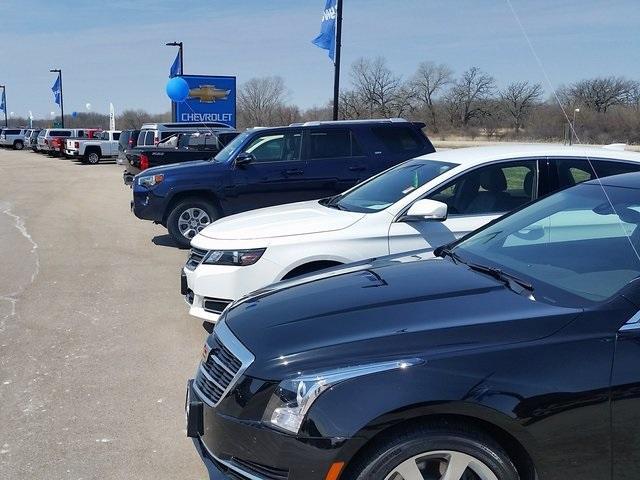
<box><xmin>0</xmin><ymin>149</ymin><xmax>208</xmax><ymax>479</ymax></box>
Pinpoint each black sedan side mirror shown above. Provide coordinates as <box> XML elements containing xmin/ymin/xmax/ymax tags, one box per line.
<box><xmin>236</xmin><ymin>152</ymin><xmax>255</xmax><ymax>167</ymax></box>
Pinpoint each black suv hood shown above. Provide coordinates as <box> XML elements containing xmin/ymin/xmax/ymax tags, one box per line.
<box><xmin>224</xmin><ymin>253</ymin><xmax>581</xmax><ymax>380</ymax></box>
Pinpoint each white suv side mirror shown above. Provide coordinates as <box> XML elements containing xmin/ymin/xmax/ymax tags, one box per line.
<box><xmin>404</xmin><ymin>199</ymin><xmax>448</xmax><ymax>222</ymax></box>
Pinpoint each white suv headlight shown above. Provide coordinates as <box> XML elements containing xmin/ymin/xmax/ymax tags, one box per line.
<box><xmin>262</xmin><ymin>359</ymin><xmax>423</xmax><ymax>434</ymax></box>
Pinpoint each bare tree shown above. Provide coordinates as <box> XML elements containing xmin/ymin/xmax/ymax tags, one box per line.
<box><xmin>349</xmin><ymin>57</ymin><xmax>408</xmax><ymax>117</ymax></box>
<box><xmin>411</xmin><ymin>61</ymin><xmax>453</xmax><ymax>131</ymax></box>
<box><xmin>566</xmin><ymin>76</ymin><xmax>637</xmax><ymax>113</ymax></box>
<box><xmin>237</xmin><ymin>76</ymin><xmax>289</xmax><ymax>127</ymax></box>
<box><xmin>499</xmin><ymin>81</ymin><xmax>543</xmax><ymax>131</ymax></box>
<box><xmin>445</xmin><ymin>67</ymin><xmax>496</xmax><ymax>127</ymax></box>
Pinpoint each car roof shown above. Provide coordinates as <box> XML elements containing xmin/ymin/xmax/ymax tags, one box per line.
<box><xmin>415</xmin><ymin>144</ymin><xmax>640</xmax><ymax>166</ymax></box>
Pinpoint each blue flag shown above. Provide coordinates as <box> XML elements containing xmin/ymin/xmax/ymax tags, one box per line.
<box><xmin>0</xmin><ymin>90</ymin><xmax>5</xmax><ymax>112</ymax></box>
<box><xmin>312</xmin><ymin>0</ymin><xmax>338</xmax><ymax>62</ymax></box>
<box><xmin>169</xmin><ymin>51</ymin><xmax>182</xmax><ymax>78</ymax></box>
<box><xmin>51</xmin><ymin>76</ymin><xmax>61</xmax><ymax>106</ymax></box>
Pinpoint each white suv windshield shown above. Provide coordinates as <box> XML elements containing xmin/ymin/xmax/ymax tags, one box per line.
<box><xmin>456</xmin><ymin>182</ymin><xmax>640</xmax><ymax>305</ymax></box>
<box><xmin>329</xmin><ymin>159</ymin><xmax>457</xmax><ymax>213</ymax></box>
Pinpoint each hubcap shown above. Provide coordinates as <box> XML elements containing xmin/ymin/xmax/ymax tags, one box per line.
<box><xmin>177</xmin><ymin>207</ymin><xmax>211</xmax><ymax>240</ymax></box>
<box><xmin>89</xmin><ymin>153</ymin><xmax>99</xmax><ymax>163</ymax></box>
<box><xmin>384</xmin><ymin>450</ymin><xmax>498</xmax><ymax>480</ymax></box>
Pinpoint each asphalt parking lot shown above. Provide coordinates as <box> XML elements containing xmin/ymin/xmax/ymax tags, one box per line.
<box><xmin>0</xmin><ymin>149</ymin><xmax>207</xmax><ymax>479</ymax></box>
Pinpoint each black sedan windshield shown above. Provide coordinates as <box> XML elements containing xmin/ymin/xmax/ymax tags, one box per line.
<box><xmin>332</xmin><ymin>159</ymin><xmax>457</xmax><ymax>213</ymax></box>
<box><xmin>455</xmin><ymin>182</ymin><xmax>640</xmax><ymax>306</ymax></box>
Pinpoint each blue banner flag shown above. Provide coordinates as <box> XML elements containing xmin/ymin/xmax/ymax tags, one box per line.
<box><xmin>51</xmin><ymin>76</ymin><xmax>61</xmax><ymax>106</ymax></box>
<box><xmin>312</xmin><ymin>0</ymin><xmax>338</xmax><ymax>62</ymax></box>
<box><xmin>170</xmin><ymin>50</ymin><xmax>182</xmax><ymax>78</ymax></box>
<box><xmin>0</xmin><ymin>90</ymin><xmax>5</xmax><ymax>112</ymax></box>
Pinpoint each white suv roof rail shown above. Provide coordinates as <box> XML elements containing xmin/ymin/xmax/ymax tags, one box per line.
<box><xmin>290</xmin><ymin>118</ymin><xmax>409</xmax><ymax>127</ymax></box>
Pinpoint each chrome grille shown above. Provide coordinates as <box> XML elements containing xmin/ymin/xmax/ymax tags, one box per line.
<box><xmin>185</xmin><ymin>247</ymin><xmax>208</xmax><ymax>270</ymax></box>
<box><xmin>194</xmin><ymin>320</ymin><xmax>254</xmax><ymax>407</ymax></box>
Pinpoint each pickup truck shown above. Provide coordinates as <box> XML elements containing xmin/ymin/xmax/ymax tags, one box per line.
<box><xmin>123</xmin><ymin>131</ymin><xmax>239</xmax><ymax>185</ymax></box>
<box><xmin>65</xmin><ymin>130</ymin><xmax>121</xmax><ymax>164</ymax></box>
<box><xmin>50</xmin><ymin>129</ymin><xmax>102</xmax><ymax>157</ymax></box>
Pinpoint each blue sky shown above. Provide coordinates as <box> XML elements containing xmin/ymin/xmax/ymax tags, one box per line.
<box><xmin>1</xmin><ymin>0</ymin><xmax>639</xmax><ymax>118</ymax></box>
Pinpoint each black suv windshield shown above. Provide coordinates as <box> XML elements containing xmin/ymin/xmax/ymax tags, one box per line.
<box><xmin>214</xmin><ymin>131</ymin><xmax>251</xmax><ymax>162</ymax></box>
<box><xmin>329</xmin><ymin>159</ymin><xmax>457</xmax><ymax>213</ymax></box>
<box><xmin>455</xmin><ymin>182</ymin><xmax>640</xmax><ymax>306</ymax></box>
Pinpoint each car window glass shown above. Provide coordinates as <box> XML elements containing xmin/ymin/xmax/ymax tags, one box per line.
<box><xmin>244</xmin><ymin>132</ymin><xmax>301</xmax><ymax>163</ymax></box>
<box><xmin>556</xmin><ymin>158</ymin><xmax>640</xmax><ymax>189</ymax></box>
<box><xmin>308</xmin><ymin>129</ymin><xmax>361</xmax><ymax>159</ymax></box>
<box><xmin>113</xmin><ymin>133</ymin><xmax>120</xmax><ymax>141</ymax></box>
<box><xmin>429</xmin><ymin>160</ymin><xmax>537</xmax><ymax>216</ymax></box>
<box><xmin>371</xmin><ymin>126</ymin><xmax>422</xmax><ymax>153</ymax></box>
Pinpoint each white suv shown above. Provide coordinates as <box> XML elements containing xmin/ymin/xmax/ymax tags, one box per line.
<box><xmin>183</xmin><ymin>144</ymin><xmax>640</xmax><ymax>323</ymax></box>
<box><xmin>0</xmin><ymin>128</ymin><xmax>27</xmax><ymax>149</ymax></box>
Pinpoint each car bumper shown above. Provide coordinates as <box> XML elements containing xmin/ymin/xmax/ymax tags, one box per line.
<box><xmin>132</xmin><ymin>189</ymin><xmax>166</xmax><ymax>222</ymax></box>
<box><xmin>183</xmin><ymin>259</ymin><xmax>281</xmax><ymax>322</ymax></box>
<box><xmin>186</xmin><ymin>380</ymin><xmax>349</xmax><ymax>480</ymax></box>
<box><xmin>65</xmin><ymin>149</ymin><xmax>79</xmax><ymax>156</ymax></box>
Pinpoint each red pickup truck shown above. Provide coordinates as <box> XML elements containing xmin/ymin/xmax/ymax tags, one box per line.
<box><xmin>49</xmin><ymin>129</ymin><xmax>102</xmax><ymax>157</ymax></box>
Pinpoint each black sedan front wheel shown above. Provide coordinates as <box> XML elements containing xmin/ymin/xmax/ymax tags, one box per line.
<box><xmin>349</xmin><ymin>424</ymin><xmax>519</xmax><ymax>480</ymax></box>
<box><xmin>167</xmin><ymin>198</ymin><xmax>219</xmax><ymax>249</ymax></box>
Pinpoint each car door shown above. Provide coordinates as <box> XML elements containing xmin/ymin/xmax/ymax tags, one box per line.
<box><xmin>303</xmin><ymin>127</ymin><xmax>370</xmax><ymax>198</ymax></box>
<box><xmin>388</xmin><ymin>159</ymin><xmax>540</xmax><ymax>254</ymax></box>
<box><xmin>228</xmin><ymin>129</ymin><xmax>306</xmax><ymax>213</ymax></box>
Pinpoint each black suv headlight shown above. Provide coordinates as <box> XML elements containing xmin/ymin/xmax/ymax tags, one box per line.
<box><xmin>262</xmin><ymin>359</ymin><xmax>423</xmax><ymax>434</ymax></box>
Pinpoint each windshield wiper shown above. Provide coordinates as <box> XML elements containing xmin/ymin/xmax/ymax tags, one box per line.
<box><xmin>435</xmin><ymin>246</ymin><xmax>464</xmax><ymax>265</ymax></box>
<box><xmin>466</xmin><ymin>262</ymin><xmax>535</xmax><ymax>298</ymax></box>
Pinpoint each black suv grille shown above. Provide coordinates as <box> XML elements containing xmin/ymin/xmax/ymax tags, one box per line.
<box><xmin>195</xmin><ymin>334</ymin><xmax>243</xmax><ymax>406</ymax></box>
<box><xmin>185</xmin><ymin>248</ymin><xmax>208</xmax><ymax>270</ymax></box>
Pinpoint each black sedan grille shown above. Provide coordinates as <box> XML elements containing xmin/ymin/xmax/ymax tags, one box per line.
<box><xmin>194</xmin><ymin>324</ymin><xmax>252</xmax><ymax>407</ymax></box>
<box><xmin>185</xmin><ymin>248</ymin><xmax>208</xmax><ymax>270</ymax></box>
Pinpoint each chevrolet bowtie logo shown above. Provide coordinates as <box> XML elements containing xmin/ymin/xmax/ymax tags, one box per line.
<box><xmin>188</xmin><ymin>85</ymin><xmax>231</xmax><ymax>103</ymax></box>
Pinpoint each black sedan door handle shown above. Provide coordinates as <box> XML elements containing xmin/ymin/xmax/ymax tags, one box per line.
<box><xmin>284</xmin><ymin>169</ymin><xmax>304</xmax><ymax>176</ymax></box>
<box><xmin>349</xmin><ymin>165</ymin><xmax>366</xmax><ymax>172</ymax></box>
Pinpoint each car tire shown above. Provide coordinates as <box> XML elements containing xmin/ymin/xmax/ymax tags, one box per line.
<box><xmin>167</xmin><ymin>198</ymin><xmax>219</xmax><ymax>249</ymax></box>
<box><xmin>85</xmin><ymin>151</ymin><xmax>101</xmax><ymax>164</ymax></box>
<box><xmin>14</xmin><ymin>141</ymin><xmax>24</xmax><ymax>150</ymax></box>
<box><xmin>348</xmin><ymin>423</ymin><xmax>519</xmax><ymax>480</ymax></box>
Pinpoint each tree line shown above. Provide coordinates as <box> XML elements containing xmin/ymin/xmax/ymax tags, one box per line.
<box><xmin>11</xmin><ymin>57</ymin><xmax>640</xmax><ymax>145</ymax></box>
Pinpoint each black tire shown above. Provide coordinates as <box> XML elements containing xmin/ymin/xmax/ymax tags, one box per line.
<box><xmin>167</xmin><ymin>198</ymin><xmax>219</xmax><ymax>249</ymax></box>
<box><xmin>85</xmin><ymin>150</ymin><xmax>101</xmax><ymax>164</ymax></box>
<box><xmin>13</xmin><ymin>140</ymin><xmax>24</xmax><ymax>150</ymax></box>
<box><xmin>347</xmin><ymin>423</ymin><xmax>519</xmax><ymax>480</ymax></box>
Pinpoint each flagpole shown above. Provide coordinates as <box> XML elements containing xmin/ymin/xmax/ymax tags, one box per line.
<box><xmin>166</xmin><ymin>41</ymin><xmax>184</xmax><ymax>122</ymax></box>
<box><xmin>50</xmin><ymin>69</ymin><xmax>64</xmax><ymax>127</ymax></box>
<box><xmin>332</xmin><ymin>0</ymin><xmax>343</xmax><ymax>121</ymax></box>
<box><xmin>0</xmin><ymin>85</ymin><xmax>7</xmax><ymax>127</ymax></box>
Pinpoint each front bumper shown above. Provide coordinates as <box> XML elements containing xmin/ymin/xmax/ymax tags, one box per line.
<box><xmin>183</xmin><ymin>258</ymin><xmax>282</xmax><ymax>323</ymax></box>
<box><xmin>186</xmin><ymin>379</ymin><xmax>349</xmax><ymax>480</ymax></box>
<box><xmin>131</xmin><ymin>188</ymin><xmax>166</xmax><ymax>222</ymax></box>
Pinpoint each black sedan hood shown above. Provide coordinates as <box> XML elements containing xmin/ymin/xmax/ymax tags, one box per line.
<box><xmin>224</xmin><ymin>253</ymin><xmax>581</xmax><ymax>380</ymax></box>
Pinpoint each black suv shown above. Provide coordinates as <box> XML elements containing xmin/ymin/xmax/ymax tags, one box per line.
<box><xmin>132</xmin><ymin>119</ymin><xmax>435</xmax><ymax>247</ymax></box>
<box><xmin>186</xmin><ymin>172</ymin><xmax>640</xmax><ymax>480</ymax></box>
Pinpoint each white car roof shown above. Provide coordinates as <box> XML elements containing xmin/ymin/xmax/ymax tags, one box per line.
<box><xmin>416</xmin><ymin>144</ymin><xmax>640</xmax><ymax>166</ymax></box>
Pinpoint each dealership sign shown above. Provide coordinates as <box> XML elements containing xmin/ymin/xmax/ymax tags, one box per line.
<box><xmin>174</xmin><ymin>75</ymin><xmax>237</xmax><ymax>127</ymax></box>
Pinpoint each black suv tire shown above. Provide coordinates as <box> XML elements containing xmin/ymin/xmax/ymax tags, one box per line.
<box><xmin>347</xmin><ymin>422</ymin><xmax>519</xmax><ymax>480</ymax></box>
<box><xmin>167</xmin><ymin>198</ymin><xmax>219</xmax><ymax>249</ymax></box>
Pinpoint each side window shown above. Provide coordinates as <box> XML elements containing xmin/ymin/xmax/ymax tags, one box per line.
<box><xmin>244</xmin><ymin>131</ymin><xmax>301</xmax><ymax>163</ymax></box>
<box><xmin>308</xmin><ymin>129</ymin><xmax>362</xmax><ymax>159</ymax></box>
<box><xmin>77</xmin><ymin>130</ymin><xmax>84</xmax><ymax>138</ymax></box>
<box><xmin>113</xmin><ymin>133</ymin><xmax>120</xmax><ymax>141</ymax></box>
<box><xmin>594</xmin><ymin>160</ymin><xmax>640</xmax><ymax>178</ymax></box>
<box><xmin>556</xmin><ymin>158</ymin><xmax>640</xmax><ymax>189</ymax></box>
<box><xmin>429</xmin><ymin>160</ymin><xmax>538</xmax><ymax>216</ymax></box>
<box><xmin>371</xmin><ymin>126</ymin><xmax>422</xmax><ymax>153</ymax></box>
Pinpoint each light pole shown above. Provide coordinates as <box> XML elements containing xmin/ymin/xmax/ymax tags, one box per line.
<box><xmin>571</xmin><ymin>108</ymin><xmax>580</xmax><ymax>145</ymax></box>
<box><xmin>50</xmin><ymin>69</ymin><xmax>64</xmax><ymax>127</ymax></box>
<box><xmin>0</xmin><ymin>85</ymin><xmax>7</xmax><ymax>127</ymax></box>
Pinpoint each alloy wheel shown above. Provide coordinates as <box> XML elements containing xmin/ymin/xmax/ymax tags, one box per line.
<box><xmin>88</xmin><ymin>152</ymin><xmax>99</xmax><ymax>164</ymax></box>
<box><xmin>177</xmin><ymin>208</ymin><xmax>211</xmax><ymax>240</ymax></box>
<box><xmin>384</xmin><ymin>450</ymin><xmax>498</xmax><ymax>480</ymax></box>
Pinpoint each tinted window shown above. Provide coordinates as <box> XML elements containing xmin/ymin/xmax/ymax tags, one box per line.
<box><xmin>160</xmin><ymin>132</ymin><xmax>174</xmax><ymax>141</ymax></box>
<box><xmin>556</xmin><ymin>158</ymin><xmax>640</xmax><ymax>189</ymax></box>
<box><xmin>50</xmin><ymin>130</ymin><xmax>72</xmax><ymax>137</ymax></box>
<box><xmin>244</xmin><ymin>131</ymin><xmax>301</xmax><ymax>163</ymax></box>
<box><xmin>456</xmin><ymin>183</ymin><xmax>640</xmax><ymax>305</ymax></box>
<box><xmin>119</xmin><ymin>131</ymin><xmax>130</xmax><ymax>149</ymax></box>
<box><xmin>4</xmin><ymin>129</ymin><xmax>20</xmax><ymax>135</ymax></box>
<box><xmin>332</xmin><ymin>159</ymin><xmax>457</xmax><ymax>213</ymax></box>
<box><xmin>308</xmin><ymin>129</ymin><xmax>362</xmax><ymax>159</ymax></box>
<box><xmin>429</xmin><ymin>160</ymin><xmax>537</xmax><ymax>215</ymax></box>
<box><xmin>372</xmin><ymin>126</ymin><xmax>422</xmax><ymax>153</ymax></box>
<box><xmin>113</xmin><ymin>132</ymin><xmax>120</xmax><ymax>141</ymax></box>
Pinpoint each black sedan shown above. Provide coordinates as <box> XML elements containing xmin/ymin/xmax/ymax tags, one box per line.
<box><xmin>186</xmin><ymin>171</ymin><xmax>640</xmax><ymax>480</ymax></box>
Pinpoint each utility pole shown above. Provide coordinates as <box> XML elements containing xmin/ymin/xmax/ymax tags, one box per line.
<box><xmin>332</xmin><ymin>0</ymin><xmax>343</xmax><ymax>121</ymax></box>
